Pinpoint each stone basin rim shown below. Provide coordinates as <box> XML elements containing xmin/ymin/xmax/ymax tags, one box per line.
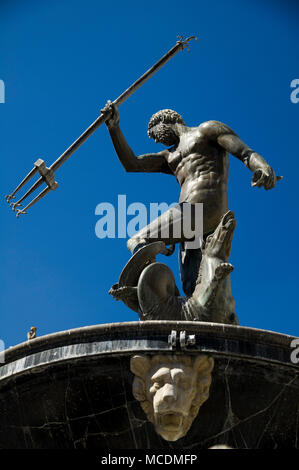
<box><xmin>2</xmin><ymin>321</ymin><xmax>297</xmax><ymax>365</ymax></box>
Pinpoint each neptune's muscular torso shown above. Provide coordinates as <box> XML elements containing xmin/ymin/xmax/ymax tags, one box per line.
<box><xmin>165</xmin><ymin>125</ymin><xmax>229</xmax><ymax>234</ymax></box>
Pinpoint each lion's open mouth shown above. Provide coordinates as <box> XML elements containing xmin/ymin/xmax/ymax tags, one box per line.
<box><xmin>157</xmin><ymin>413</ymin><xmax>183</xmax><ymax>431</ymax></box>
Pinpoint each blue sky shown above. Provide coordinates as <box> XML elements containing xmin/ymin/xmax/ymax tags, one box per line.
<box><xmin>0</xmin><ymin>0</ymin><xmax>298</xmax><ymax>348</ymax></box>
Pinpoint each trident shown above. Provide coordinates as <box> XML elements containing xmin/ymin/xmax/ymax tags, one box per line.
<box><xmin>5</xmin><ymin>36</ymin><xmax>198</xmax><ymax>217</ymax></box>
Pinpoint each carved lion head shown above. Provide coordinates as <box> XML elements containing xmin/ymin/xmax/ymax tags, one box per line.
<box><xmin>130</xmin><ymin>354</ymin><xmax>214</xmax><ymax>441</ymax></box>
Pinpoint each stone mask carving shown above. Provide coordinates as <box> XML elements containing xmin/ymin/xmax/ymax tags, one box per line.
<box><xmin>130</xmin><ymin>354</ymin><xmax>214</xmax><ymax>441</ymax></box>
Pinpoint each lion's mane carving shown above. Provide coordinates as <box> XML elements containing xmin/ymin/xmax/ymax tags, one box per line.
<box><xmin>130</xmin><ymin>354</ymin><xmax>214</xmax><ymax>441</ymax></box>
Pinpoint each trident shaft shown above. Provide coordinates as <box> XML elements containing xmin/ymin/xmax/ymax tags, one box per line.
<box><xmin>5</xmin><ymin>35</ymin><xmax>198</xmax><ymax>217</ymax></box>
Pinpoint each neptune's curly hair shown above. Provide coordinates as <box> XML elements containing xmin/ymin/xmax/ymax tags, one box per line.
<box><xmin>147</xmin><ymin>109</ymin><xmax>185</xmax><ymax>139</ymax></box>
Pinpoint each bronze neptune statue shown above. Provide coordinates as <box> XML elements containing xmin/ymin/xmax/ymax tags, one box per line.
<box><xmin>102</xmin><ymin>102</ymin><xmax>280</xmax><ymax>325</ymax></box>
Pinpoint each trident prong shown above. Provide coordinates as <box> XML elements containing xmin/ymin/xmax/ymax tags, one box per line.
<box><xmin>5</xmin><ymin>166</ymin><xmax>39</xmax><ymax>205</ymax></box>
<box><xmin>10</xmin><ymin>202</ymin><xmax>21</xmax><ymax>211</ymax></box>
<box><xmin>15</xmin><ymin>185</ymin><xmax>54</xmax><ymax>218</ymax></box>
<box><xmin>12</xmin><ymin>176</ymin><xmax>44</xmax><ymax>209</ymax></box>
<box><xmin>6</xmin><ymin>158</ymin><xmax>58</xmax><ymax>217</ymax></box>
<box><xmin>16</xmin><ymin>209</ymin><xmax>27</xmax><ymax>218</ymax></box>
